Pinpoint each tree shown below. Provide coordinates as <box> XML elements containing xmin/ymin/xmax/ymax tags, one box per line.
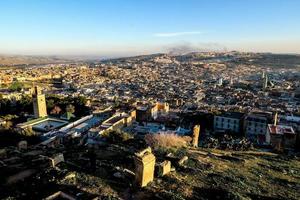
<box><xmin>17</xmin><ymin>95</ymin><xmax>32</xmax><ymax>113</ymax></box>
<box><xmin>9</xmin><ymin>81</ymin><xmax>23</xmax><ymax>92</ymax></box>
<box><xmin>66</xmin><ymin>104</ymin><xmax>75</xmax><ymax>114</ymax></box>
<box><xmin>47</xmin><ymin>99</ymin><xmax>55</xmax><ymax>110</ymax></box>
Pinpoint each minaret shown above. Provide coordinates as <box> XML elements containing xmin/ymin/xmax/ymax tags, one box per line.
<box><xmin>263</xmin><ymin>73</ymin><xmax>268</xmax><ymax>90</ymax></box>
<box><xmin>262</xmin><ymin>71</ymin><xmax>265</xmax><ymax>79</ymax></box>
<box><xmin>32</xmin><ymin>86</ymin><xmax>47</xmax><ymax>118</ymax></box>
<box><xmin>218</xmin><ymin>77</ymin><xmax>223</xmax><ymax>86</ymax></box>
<box><xmin>230</xmin><ymin>77</ymin><xmax>234</xmax><ymax>85</ymax></box>
<box><xmin>274</xmin><ymin>112</ymin><xmax>278</xmax><ymax>126</ymax></box>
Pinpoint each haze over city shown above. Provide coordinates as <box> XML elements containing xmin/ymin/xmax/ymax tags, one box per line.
<box><xmin>1</xmin><ymin>0</ymin><xmax>300</xmax><ymax>57</ymax></box>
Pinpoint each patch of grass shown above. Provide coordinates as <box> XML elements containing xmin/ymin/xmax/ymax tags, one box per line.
<box><xmin>145</xmin><ymin>132</ymin><xmax>191</xmax><ymax>150</ymax></box>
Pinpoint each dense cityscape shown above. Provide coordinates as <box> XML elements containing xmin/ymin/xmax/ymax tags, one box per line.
<box><xmin>0</xmin><ymin>51</ymin><xmax>299</xmax><ymax>199</ymax></box>
<box><xmin>1</xmin><ymin>0</ymin><xmax>300</xmax><ymax>199</ymax></box>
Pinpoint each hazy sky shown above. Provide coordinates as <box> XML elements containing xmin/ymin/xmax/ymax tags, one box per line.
<box><xmin>0</xmin><ymin>0</ymin><xmax>300</xmax><ymax>56</ymax></box>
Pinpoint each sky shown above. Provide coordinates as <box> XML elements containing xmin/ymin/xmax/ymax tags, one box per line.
<box><xmin>0</xmin><ymin>0</ymin><xmax>300</xmax><ymax>57</ymax></box>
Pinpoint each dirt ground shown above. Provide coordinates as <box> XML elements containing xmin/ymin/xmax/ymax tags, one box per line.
<box><xmin>1</xmin><ymin>143</ymin><xmax>299</xmax><ymax>200</ymax></box>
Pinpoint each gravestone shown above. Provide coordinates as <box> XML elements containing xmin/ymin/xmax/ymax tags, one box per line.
<box><xmin>192</xmin><ymin>125</ymin><xmax>200</xmax><ymax>147</ymax></box>
<box><xmin>158</xmin><ymin>160</ymin><xmax>171</xmax><ymax>177</ymax></box>
<box><xmin>134</xmin><ymin>147</ymin><xmax>156</xmax><ymax>187</ymax></box>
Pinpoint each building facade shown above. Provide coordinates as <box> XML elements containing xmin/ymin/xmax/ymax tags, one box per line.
<box><xmin>266</xmin><ymin>124</ymin><xmax>296</xmax><ymax>151</ymax></box>
<box><xmin>244</xmin><ymin>112</ymin><xmax>272</xmax><ymax>144</ymax></box>
<box><xmin>214</xmin><ymin>112</ymin><xmax>244</xmax><ymax>134</ymax></box>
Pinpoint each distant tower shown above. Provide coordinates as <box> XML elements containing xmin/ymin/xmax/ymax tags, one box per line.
<box><xmin>32</xmin><ymin>86</ymin><xmax>47</xmax><ymax>118</ymax></box>
<box><xmin>262</xmin><ymin>71</ymin><xmax>265</xmax><ymax>79</ymax></box>
<box><xmin>274</xmin><ymin>112</ymin><xmax>278</xmax><ymax>126</ymax></box>
<box><xmin>263</xmin><ymin>73</ymin><xmax>268</xmax><ymax>90</ymax></box>
<box><xmin>218</xmin><ymin>77</ymin><xmax>223</xmax><ymax>86</ymax></box>
<box><xmin>230</xmin><ymin>77</ymin><xmax>234</xmax><ymax>85</ymax></box>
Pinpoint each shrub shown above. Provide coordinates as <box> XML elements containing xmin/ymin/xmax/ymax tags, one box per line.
<box><xmin>104</xmin><ymin>130</ymin><xmax>133</xmax><ymax>143</ymax></box>
<box><xmin>145</xmin><ymin>132</ymin><xmax>192</xmax><ymax>150</ymax></box>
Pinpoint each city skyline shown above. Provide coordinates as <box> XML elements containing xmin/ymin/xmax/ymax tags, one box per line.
<box><xmin>1</xmin><ymin>0</ymin><xmax>300</xmax><ymax>56</ymax></box>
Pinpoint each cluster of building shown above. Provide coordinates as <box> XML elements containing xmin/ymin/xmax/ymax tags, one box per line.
<box><xmin>0</xmin><ymin>52</ymin><xmax>299</xmax><ymax>153</ymax></box>
<box><xmin>10</xmin><ymin>84</ymin><xmax>298</xmax><ymax>153</ymax></box>
<box><xmin>214</xmin><ymin>111</ymin><xmax>299</xmax><ymax>151</ymax></box>
<box><xmin>1</xmin><ymin>52</ymin><xmax>300</xmax><ymax>199</ymax></box>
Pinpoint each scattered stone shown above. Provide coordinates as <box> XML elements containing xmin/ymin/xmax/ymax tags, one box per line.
<box><xmin>50</xmin><ymin>153</ymin><xmax>64</xmax><ymax>167</ymax></box>
<box><xmin>64</xmin><ymin>172</ymin><xmax>76</xmax><ymax>180</ymax></box>
<box><xmin>113</xmin><ymin>172</ymin><xmax>124</xmax><ymax>179</ymax></box>
<box><xmin>123</xmin><ymin>168</ymin><xmax>135</xmax><ymax>177</ymax></box>
<box><xmin>44</xmin><ymin>191</ymin><xmax>76</xmax><ymax>200</ymax></box>
<box><xmin>166</xmin><ymin>152</ymin><xmax>175</xmax><ymax>158</ymax></box>
<box><xmin>0</xmin><ymin>148</ymin><xmax>7</xmax><ymax>159</ymax></box>
<box><xmin>178</xmin><ymin>156</ymin><xmax>188</xmax><ymax>166</ymax></box>
<box><xmin>18</xmin><ymin>140</ymin><xmax>28</xmax><ymax>151</ymax></box>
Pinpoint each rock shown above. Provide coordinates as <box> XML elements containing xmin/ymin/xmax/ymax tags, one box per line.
<box><xmin>0</xmin><ymin>149</ymin><xmax>7</xmax><ymax>159</ymax></box>
<box><xmin>64</xmin><ymin>172</ymin><xmax>76</xmax><ymax>180</ymax></box>
<box><xmin>178</xmin><ymin>156</ymin><xmax>188</xmax><ymax>166</ymax></box>
<box><xmin>113</xmin><ymin>172</ymin><xmax>124</xmax><ymax>179</ymax></box>
<box><xmin>18</xmin><ymin>140</ymin><xmax>28</xmax><ymax>151</ymax></box>
<box><xmin>123</xmin><ymin>168</ymin><xmax>135</xmax><ymax>177</ymax></box>
<box><xmin>50</xmin><ymin>153</ymin><xmax>64</xmax><ymax>167</ymax></box>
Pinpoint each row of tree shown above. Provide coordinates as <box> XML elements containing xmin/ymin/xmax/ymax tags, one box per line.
<box><xmin>0</xmin><ymin>94</ymin><xmax>90</xmax><ymax>119</ymax></box>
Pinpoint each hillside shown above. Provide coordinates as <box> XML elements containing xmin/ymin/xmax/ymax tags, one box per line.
<box><xmin>0</xmin><ymin>55</ymin><xmax>71</xmax><ymax>66</ymax></box>
<box><xmin>1</xmin><ymin>139</ymin><xmax>299</xmax><ymax>200</ymax></box>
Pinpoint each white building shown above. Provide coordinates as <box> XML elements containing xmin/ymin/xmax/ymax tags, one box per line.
<box><xmin>214</xmin><ymin>112</ymin><xmax>244</xmax><ymax>134</ymax></box>
<box><xmin>244</xmin><ymin>112</ymin><xmax>272</xmax><ymax>144</ymax></box>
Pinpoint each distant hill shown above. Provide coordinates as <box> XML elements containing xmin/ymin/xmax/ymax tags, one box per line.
<box><xmin>0</xmin><ymin>55</ymin><xmax>72</xmax><ymax>66</ymax></box>
<box><xmin>250</xmin><ymin>54</ymin><xmax>300</xmax><ymax>68</ymax></box>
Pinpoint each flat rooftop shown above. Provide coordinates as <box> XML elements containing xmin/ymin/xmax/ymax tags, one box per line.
<box><xmin>105</xmin><ymin>115</ymin><xmax>124</xmax><ymax>125</ymax></box>
<box><xmin>217</xmin><ymin>112</ymin><xmax>245</xmax><ymax>119</ymax></box>
<box><xmin>32</xmin><ymin>119</ymin><xmax>68</xmax><ymax>132</ymax></box>
<box><xmin>268</xmin><ymin>124</ymin><xmax>295</xmax><ymax>135</ymax></box>
<box><xmin>18</xmin><ymin>117</ymin><xmax>68</xmax><ymax>133</ymax></box>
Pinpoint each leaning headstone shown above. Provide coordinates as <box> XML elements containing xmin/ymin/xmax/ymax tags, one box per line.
<box><xmin>134</xmin><ymin>147</ymin><xmax>156</xmax><ymax>187</ymax></box>
<box><xmin>158</xmin><ymin>160</ymin><xmax>171</xmax><ymax>177</ymax></box>
<box><xmin>18</xmin><ymin>141</ymin><xmax>28</xmax><ymax>151</ymax></box>
<box><xmin>178</xmin><ymin>156</ymin><xmax>188</xmax><ymax>166</ymax></box>
<box><xmin>50</xmin><ymin>153</ymin><xmax>64</xmax><ymax>167</ymax></box>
